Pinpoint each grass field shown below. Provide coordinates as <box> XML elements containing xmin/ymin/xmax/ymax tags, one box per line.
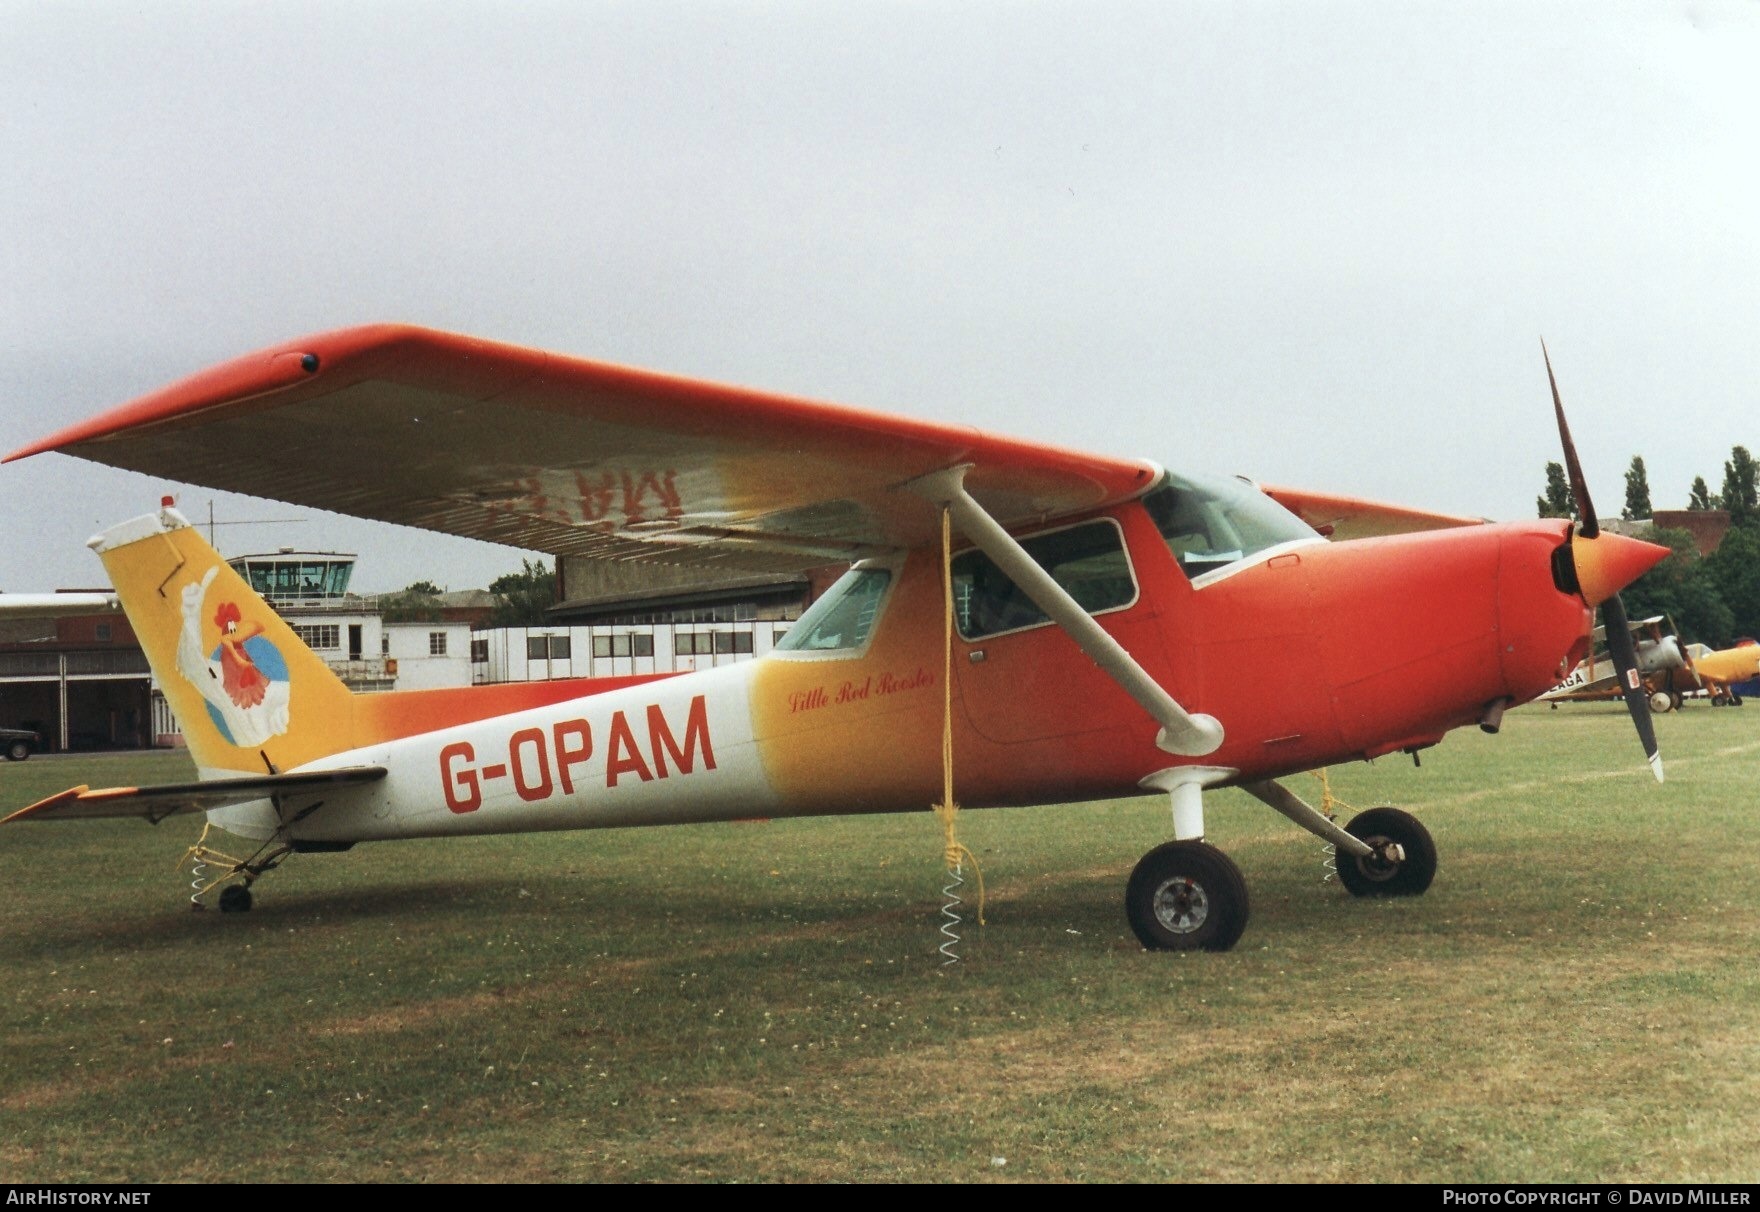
<box><xmin>2</xmin><ymin>705</ymin><xmax>1757</xmax><ymax>1183</ymax></box>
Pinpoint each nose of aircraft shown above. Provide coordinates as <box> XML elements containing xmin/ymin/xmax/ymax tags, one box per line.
<box><xmin>1571</xmin><ymin>530</ymin><xmax>1670</xmax><ymax>607</ymax></box>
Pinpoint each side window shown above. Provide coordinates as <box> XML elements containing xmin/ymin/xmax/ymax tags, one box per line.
<box><xmin>952</xmin><ymin>520</ymin><xmax>1135</xmax><ymax>640</ymax></box>
<box><xmin>774</xmin><ymin>568</ymin><xmax>892</xmax><ymax>653</ymax></box>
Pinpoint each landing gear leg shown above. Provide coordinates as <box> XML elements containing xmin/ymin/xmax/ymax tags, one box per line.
<box><xmin>1130</xmin><ymin>766</ymin><xmax>1249</xmax><ymax>951</ymax></box>
<box><xmin>180</xmin><ymin>823</ymin><xmax>291</xmax><ymax>913</ymax></box>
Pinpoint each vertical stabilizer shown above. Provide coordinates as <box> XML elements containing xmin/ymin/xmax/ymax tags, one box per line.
<box><xmin>90</xmin><ymin>506</ymin><xmax>356</xmax><ymax>774</ymax></box>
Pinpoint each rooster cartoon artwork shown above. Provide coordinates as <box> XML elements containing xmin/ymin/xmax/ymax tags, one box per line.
<box><xmin>174</xmin><ymin>567</ymin><xmax>291</xmax><ymax>748</ymax></box>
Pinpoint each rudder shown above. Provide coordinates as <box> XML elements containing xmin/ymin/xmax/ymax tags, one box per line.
<box><xmin>91</xmin><ymin>505</ymin><xmax>356</xmax><ymax>774</ymax></box>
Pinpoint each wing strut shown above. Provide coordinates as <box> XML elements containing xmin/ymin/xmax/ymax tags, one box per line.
<box><xmin>909</xmin><ymin>466</ymin><xmax>1224</xmax><ymax>757</ymax></box>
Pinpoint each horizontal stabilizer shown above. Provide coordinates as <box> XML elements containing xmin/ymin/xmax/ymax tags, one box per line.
<box><xmin>2</xmin><ymin>766</ymin><xmax>386</xmax><ymax>825</ymax></box>
<box><xmin>0</xmin><ymin>592</ymin><xmax>121</xmax><ymax>619</ymax></box>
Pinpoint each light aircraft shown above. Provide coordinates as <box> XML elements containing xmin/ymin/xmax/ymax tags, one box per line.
<box><xmin>1541</xmin><ymin>614</ymin><xmax>1697</xmax><ymax>713</ymax></box>
<box><xmin>1683</xmin><ymin>639</ymin><xmax>1760</xmax><ymax>706</ymax></box>
<box><xmin>0</xmin><ymin>328</ymin><xmax>1669</xmax><ymax>950</ymax></box>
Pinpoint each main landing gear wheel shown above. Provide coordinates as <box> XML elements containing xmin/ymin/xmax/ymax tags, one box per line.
<box><xmin>1647</xmin><ymin>691</ymin><xmax>1673</xmax><ymax>714</ymax></box>
<box><xmin>1125</xmin><ymin>841</ymin><xmax>1250</xmax><ymax>952</ymax></box>
<box><xmin>1335</xmin><ymin>807</ymin><xmax>1437</xmax><ymax>898</ymax></box>
<box><xmin>217</xmin><ymin>885</ymin><xmax>254</xmax><ymax>914</ymax></box>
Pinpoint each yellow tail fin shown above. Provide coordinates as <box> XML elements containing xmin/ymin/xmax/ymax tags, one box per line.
<box><xmin>91</xmin><ymin>506</ymin><xmax>356</xmax><ymax>774</ymax></box>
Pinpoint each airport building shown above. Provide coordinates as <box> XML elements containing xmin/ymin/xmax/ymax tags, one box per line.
<box><xmin>1</xmin><ymin>547</ymin><xmax>828</xmax><ymax>751</ymax></box>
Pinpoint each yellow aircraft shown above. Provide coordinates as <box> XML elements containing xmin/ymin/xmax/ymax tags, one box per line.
<box><xmin>1683</xmin><ymin>640</ymin><xmax>1760</xmax><ymax>707</ymax></box>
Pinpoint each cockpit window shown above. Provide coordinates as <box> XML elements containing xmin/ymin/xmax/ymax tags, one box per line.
<box><xmin>952</xmin><ymin>519</ymin><xmax>1136</xmax><ymax>640</ymax></box>
<box><xmin>773</xmin><ymin>567</ymin><xmax>891</xmax><ymax>653</ymax></box>
<box><xmin>1144</xmin><ymin>473</ymin><xmax>1318</xmax><ymax>580</ymax></box>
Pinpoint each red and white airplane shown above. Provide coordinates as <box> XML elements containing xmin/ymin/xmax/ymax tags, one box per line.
<box><xmin>1</xmin><ymin>328</ymin><xmax>1668</xmax><ymax>950</ymax></box>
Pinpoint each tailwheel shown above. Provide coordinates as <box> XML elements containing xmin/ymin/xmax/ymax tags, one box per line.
<box><xmin>217</xmin><ymin>884</ymin><xmax>254</xmax><ymax>914</ymax></box>
<box><xmin>1336</xmin><ymin>807</ymin><xmax>1437</xmax><ymax>897</ymax></box>
<box><xmin>1125</xmin><ymin>841</ymin><xmax>1250</xmax><ymax>952</ymax></box>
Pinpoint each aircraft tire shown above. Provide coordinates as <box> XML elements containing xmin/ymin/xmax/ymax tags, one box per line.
<box><xmin>1670</xmin><ymin>692</ymin><xmax>1685</xmax><ymax>712</ymax></box>
<box><xmin>1647</xmin><ymin>692</ymin><xmax>1672</xmax><ymax>715</ymax></box>
<box><xmin>1125</xmin><ymin>841</ymin><xmax>1249</xmax><ymax>952</ymax></box>
<box><xmin>217</xmin><ymin>885</ymin><xmax>254</xmax><ymax>914</ymax></box>
<box><xmin>1336</xmin><ymin>807</ymin><xmax>1436</xmax><ymax>898</ymax></box>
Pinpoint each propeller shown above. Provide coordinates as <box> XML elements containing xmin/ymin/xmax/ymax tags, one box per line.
<box><xmin>1666</xmin><ymin>613</ymin><xmax>1703</xmax><ymax>689</ymax></box>
<box><xmin>1543</xmin><ymin>341</ymin><xmax>1665</xmax><ymax>782</ymax></box>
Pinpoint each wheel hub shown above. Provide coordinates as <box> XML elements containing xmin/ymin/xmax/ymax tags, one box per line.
<box><xmin>1151</xmin><ymin>876</ymin><xmax>1210</xmax><ymax>934</ymax></box>
<box><xmin>1356</xmin><ymin>837</ymin><xmax>1405</xmax><ymax>882</ymax></box>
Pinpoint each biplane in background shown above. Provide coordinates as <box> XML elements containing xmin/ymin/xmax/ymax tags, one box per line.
<box><xmin>1542</xmin><ymin>614</ymin><xmax>1760</xmax><ymax>711</ymax></box>
<box><xmin>0</xmin><ymin>328</ymin><xmax>1668</xmax><ymax>951</ymax></box>
<box><xmin>1541</xmin><ymin>614</ymin><xmax>1699</xmax><ymax>713</ymax></box>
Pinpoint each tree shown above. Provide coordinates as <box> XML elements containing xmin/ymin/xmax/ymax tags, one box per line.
<box><xmin>1719</xmin><ymin>446</ymin><xmax>1757</xmax><ymax>527</ymax></box>
<box><xmin>489</xmin><ymin>558</ymin><xmax>556</xmax><ymax>626</ymax></box>
<box><xmin>1688</xmin><ymin>476</ymin><xmax>1718</xmax><ymax>511</ymax></box>
<box><xmin>1704</xmin><ymin>525</ymin><xmax>1760</xmax><ymax>642</ymax></box>
<box><xmin>379</xmin><ymin>582</ymin><xmax>443</xmax><ymax>623</ymax></box>
<box><xmin>1536</xmin><ymin>461</ymin><xmax>1575</xmax><ymax>520</ymax></box>
<box><xmin>1621</xmin><ymin>526</ymin><xmax>1734</xmax><ymax>649</ymax></box>
<box><xmin>1621</xmin><ymin>456</ymin><xmax>1651</xmax><ymax>520</ymax></box>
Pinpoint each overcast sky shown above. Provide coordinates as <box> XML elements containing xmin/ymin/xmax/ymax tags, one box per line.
<box><xmin>4</xmin><ymin>1</ymin><xmax>1757</xmax><ymax>593</ymax></box>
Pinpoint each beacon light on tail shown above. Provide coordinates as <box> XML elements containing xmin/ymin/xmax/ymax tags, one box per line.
<box><xmin>0</xmin><ymin>325</ymin><xmax>1667</xmax><ymax>950</ymax></box>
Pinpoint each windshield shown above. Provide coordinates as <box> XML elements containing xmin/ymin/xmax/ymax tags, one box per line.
<box><xmin>1143</xmin><ymin>473</ymin><xmax>1318</xmax><ymax>579</ymax></box>
<box><xmin>773</xmin><ymin>567</ymin><xmax>892</xmax><ymax>653</ymax></box>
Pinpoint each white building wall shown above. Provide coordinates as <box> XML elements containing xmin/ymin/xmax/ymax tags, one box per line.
<box><xmin>384</xmin><ymin>622</ymin><xmax>472</xmax><ymax>690</ymax></box>
<box><xmin>473</xmin><ymin>620</ymin><xmax>791</xmax><ymax>684</ymax></box>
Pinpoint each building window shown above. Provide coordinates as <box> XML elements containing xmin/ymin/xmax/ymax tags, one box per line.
<box><xmin>382</xmin><ymin>632</ymin><xmax>391</xmax><ymax>656</ymax></box>
<box><xmin>594</xmin><ymin>634</ymin><xmax>636</xmax><ymax>658</ymax></box>
<box><xmin>633</xmin><ymin>634</ymin><xmax>654</xmax><ymax>657</ymax></box>
<box><xmin>429</xmin><ymin>632</ymin><xmax>448</xmax><ymax>656</ymax></box>
<box><xmin>292</xmin><ymin>624</ymin><xmax>341</xmax><ymax>651</ymax></box>
<box><xmin>470</xmin><ymin>638</ymin><xmax>488</xmax><ymax>663</ymax></box>
<box><xmin>676</xmin><ymin>631</ymin><xmax>749</xmax><ymax>656</ymax></box>
<box><xmin>95</xmin><ymin>623</ymin><xmax>112</xmax><ymax>642</ymax></box>
<box><xmin>528</xmin><ymin>634</ymin><xmax>570</xmax><ymax>660</ymax></box>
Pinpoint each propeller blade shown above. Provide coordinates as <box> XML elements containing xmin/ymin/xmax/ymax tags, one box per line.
<box><xmin>1543</xmin><ymin>339</ymin><xmax>1599</xmax><ymax>538</ymax></box>
<box><xmin>1602</xmin><ymin>592</ymin><xmax>1664</xmax><ymax>783</ymax></box>
<box><xmin>1668</xmin><ymin>615</ymin><xmax>1702</xmax><ymax>685</ymax></box>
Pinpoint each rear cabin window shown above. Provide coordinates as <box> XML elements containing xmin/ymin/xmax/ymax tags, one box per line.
<box><xmin>774</xmin><ymin>567</ymin><xmax>892</xmax><ymax>654</ymax></box>
<box><xmin>952</xmin><ymin>520</ymin><xmax>1135</xmax><ymax>640</ymax></box>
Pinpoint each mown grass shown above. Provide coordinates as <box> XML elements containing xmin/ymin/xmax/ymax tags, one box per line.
<box><xmin>1</xmin><ymin>706</ymin><xmax>1757</xmax><ymax>1183</ymax></box>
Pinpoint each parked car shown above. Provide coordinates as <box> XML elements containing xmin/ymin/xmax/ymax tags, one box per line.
<box><xmin>2</xmin><ymin>727</ymin><xmax>40</xmax><ymax>761</ymax></box>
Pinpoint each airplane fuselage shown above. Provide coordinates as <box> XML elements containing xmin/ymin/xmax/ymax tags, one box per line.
<box><xmin>215</xmin><ymin>501</ymin><xmax>1591</xmax><ymax>843</ymax></box>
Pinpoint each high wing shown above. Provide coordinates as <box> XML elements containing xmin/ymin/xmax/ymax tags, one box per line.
<box><xmin>6</xmin><ymin>326</ymin><xmax>1160</xmax><ymax>572</ymax></box>
<box><xmin>4</xmin><ymin>767</ymin><xmax>387</xmax><ymax>824</ymax></box>
<box><xmin>1260</xmin><ymin>484</ymin><xmax>1484</xmax><ymax>542</ymax></box>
